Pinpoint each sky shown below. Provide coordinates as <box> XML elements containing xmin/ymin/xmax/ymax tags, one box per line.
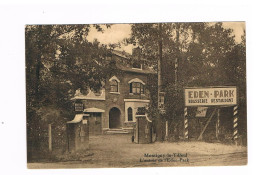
<box><xmin>87</xmin><ymin>24</ymin><xmax>133</xmax><ymax>53</ymax></box>
<box><xmin>222</xmin><ymin>22</ymin><xmax>245</xmax><ymax>41</ymax></box>
<box><xmin>86</xmin><ymin>22</ymin><xmax>245</xmax><ymax>54</ymax></box>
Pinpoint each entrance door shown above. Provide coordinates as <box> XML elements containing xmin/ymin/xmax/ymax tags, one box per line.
<box><xmin>109</xmin><ymin>107</ymin><xmax>121</xmax><ymax>128</ymax></box>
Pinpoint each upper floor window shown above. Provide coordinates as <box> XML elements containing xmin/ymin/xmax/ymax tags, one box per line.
<box><xmin>110</xmin><ymin>80</ymin><xmax>118</xmax><ymax>92</ymax></box>
<box><xmin>130</xmin><ymin>82</ymin><xmax>145</xmax><ymax>94</ymax></box>
<box><xmin>128</xmin><ymin>78</ymin><xmax>145</xmax><ymax>95</ymax></box>
<box><xmin>109</xmin><ymin>76</ymin><xmax>120</xmax><ymax>93</ymax></box>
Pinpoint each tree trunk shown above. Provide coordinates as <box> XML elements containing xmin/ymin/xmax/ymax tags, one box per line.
<box><xmin>157</xmin><ymin>23</ymin><xmax>164</xmax><ymax>141</ymax></box>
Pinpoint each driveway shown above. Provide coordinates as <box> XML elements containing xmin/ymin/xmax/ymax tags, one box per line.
<box><xmin>28</xmin><ymin>134</ymin><xmax>247</xmax><ymax>168</ymax></box>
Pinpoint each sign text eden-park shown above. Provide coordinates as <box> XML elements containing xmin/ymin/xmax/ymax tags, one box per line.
<box><xmin>184</xmin><ymin>87</ymin><xmax>237</xmax><ymax>106</ymax></box>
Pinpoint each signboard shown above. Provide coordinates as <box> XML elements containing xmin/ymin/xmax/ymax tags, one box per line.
<box><xmin>195</xmin><ymin>107</ymin><xmax>208</xmax><ymax>117</ymax></box>
<box><xmin>158</xmin><ymin>92</ymin><xmax>165</xmax><ymax>113</ymax></box>
<box><xmin>184</xmin><ymin>87</ymin><xmax>237</xmax><ymax>107</ymax></box>
<box><xmin>75</xmin><ymin>103</ymin><xmax>83</xmax><ymax>111</ymax></box>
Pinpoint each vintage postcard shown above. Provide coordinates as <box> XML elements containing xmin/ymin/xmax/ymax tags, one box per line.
<box><xmin>26</xmin><ymin>22</ymin><xmax>247</xmax><ymax>168</ymax></box>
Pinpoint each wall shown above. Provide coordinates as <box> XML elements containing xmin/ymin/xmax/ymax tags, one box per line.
<box><xmin>105</xmin><ymin>70</ymin><xmax>151</xmax><ymax>129</ymax></box>
<box><xmin>71</xmin><ymin>53</ymin><xmax>155</xmax><ymax>131</ymax></box>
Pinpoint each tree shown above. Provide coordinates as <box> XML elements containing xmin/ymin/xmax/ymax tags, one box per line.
<box><xmin>127</xmin><ymin>22</ymin><xmax>245</xmax><ymax>141</ymax></box>
<box><xmin>26</xmin><ymin>25</ymin><xmax>112</xmax><ymax>160</ymax></box>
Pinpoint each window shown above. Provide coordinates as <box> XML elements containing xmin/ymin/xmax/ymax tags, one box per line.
<box><xmin>130</xmin><ymin>82</ymin><xmax>145</xmax><ymax>95</ymax></box>
<box><xmin>109</xmin><ymin>76</ymin><xmax>120</xmax><ymax>93</ymax></box>
<box><xmin>110</xmin><ymin>80</ymin><xmax>118</xmax><ymax>92</ymax></box>
<box><xmin>128</xmin><ymin>107</ymin><xmax>133</xmax><ymax>121</ymax></box>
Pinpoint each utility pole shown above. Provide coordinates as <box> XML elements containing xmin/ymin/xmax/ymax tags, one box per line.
<box><xmin>175</xmin><ymin>24</ymin><xmax>180</xmax><ymax>90</ymax></box>
<box><xmin>157</xmin><ymin>23</ymin><xmax>164</xmax><ymax>141</ymax></box>
<box><xmin>158</xmin><ymin>23</ymin><xmax>162</xmax><ymax>102</ymax></box>
<box><xmin>174</xmin><ymin>25</ymin><xmax>180</xmax><ymax>141</ymax></box>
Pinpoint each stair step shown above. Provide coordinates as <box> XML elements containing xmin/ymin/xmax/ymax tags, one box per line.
<box><xmin>108</xmin><ymin>128</ymin><xmax>124</xmax><ymax>130</ymax></box>
<box><xmin>104</xmin><ymin>129</ymin><xmax>130</xmax><ymax>134</ymax></box>
<box><xmin>106</xmin><ymin>131</ymin><xmax>129</xmax><ymax>134</ymax></box>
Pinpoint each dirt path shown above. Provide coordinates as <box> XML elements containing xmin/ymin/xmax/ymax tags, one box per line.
<box><xmin>28</xmin><ymin>134</ymin><xmax>247</xmax><ymax>168</ymax></box>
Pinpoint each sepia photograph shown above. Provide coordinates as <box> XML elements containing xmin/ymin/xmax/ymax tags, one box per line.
<box><xmin>25</xmin><ymin>22</ymin><xmax>247</xmax><ymax>168</ymax></box>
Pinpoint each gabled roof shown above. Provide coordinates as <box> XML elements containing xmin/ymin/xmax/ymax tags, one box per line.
<box><xmin>117</xmin><ymin>64</ymin><xmax>156</xmax><ymax>74</ymax></box>
<box><xmin>111</xmin><ymin>50</ymin><xmax>156</xmax><ymax>75</ymax></box>
<box><xmin>112</xmin><ymin>50</ymin><xmax>132</xmax><ymax>59</ymax></box>
<box><xmin>109</xmin><ymin>75</ymin><xmax>120</xmax><ymax>82</ymax></box>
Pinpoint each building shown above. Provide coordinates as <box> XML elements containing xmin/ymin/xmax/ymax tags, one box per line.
<box><xmin>70</xmin><ymin>50</ymin><xmax>156</xmax><ymax>135</ymax></box>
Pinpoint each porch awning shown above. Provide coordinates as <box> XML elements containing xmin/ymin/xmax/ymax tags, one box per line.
<box><xmin>84</xmin><ymin>107</ymin><xmax>105</xmax><ymax>113</ymax></box>
<box><xmin>67</xmin><ymin>114</ymin><xmax>84</xmax><ymax>124</ymax></box>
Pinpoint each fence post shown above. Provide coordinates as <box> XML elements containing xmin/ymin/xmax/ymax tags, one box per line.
<box><xmin>165</xmin><ymin>120</ymin><xmax>168</xmax><ymax>141</ymax></box>
<box><xmin>184</xmin><ymin>107</ymin><xmax>188</xmax><ymax>140</ymax></box>
<box><xmin>48</xmin><ymin>124</ymin><xmax>52</xmax><ymax>152</ymax></box>
<box><xmin>216</xmin><ymin>108</ymin><xmax>220</xmax><ymax>140</ymax></box>
<box><xmin>233</xmin><ymin>105</ymin><xmax>238</xmax><ymax>145</ymax></box>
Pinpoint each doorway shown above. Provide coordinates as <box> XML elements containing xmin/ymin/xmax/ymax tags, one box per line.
<box><xmin>109</xmin><ymin>107</ymin><xmax>121</xmax><ymax>128</ymax></box>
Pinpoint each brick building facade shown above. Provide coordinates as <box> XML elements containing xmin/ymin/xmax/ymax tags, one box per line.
<box><xmin>70</xmin><ymin>50</ymin><xmax>156</xmax><ymax>134</ymax></box>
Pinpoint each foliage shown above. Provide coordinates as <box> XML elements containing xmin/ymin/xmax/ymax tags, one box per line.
<box><xmin>26</xmin><ymin>25</ymin><xmax>112</xmax><ymax>158</ymax></box>
<box><xmin>128</xmin><ymin>22</ymin><xmax>246</xmax><ymax>140</ymax></box>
